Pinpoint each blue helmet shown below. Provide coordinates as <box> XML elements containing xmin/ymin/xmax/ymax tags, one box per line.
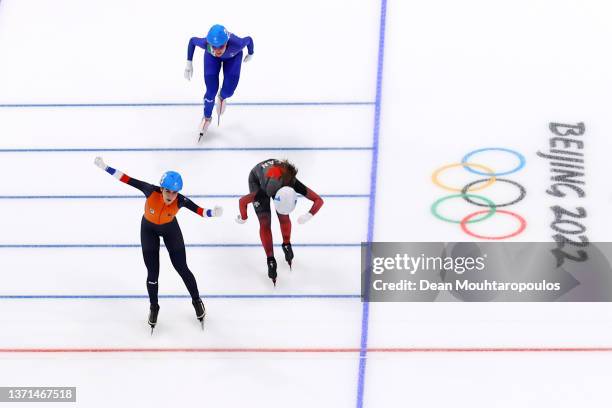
<box><xmin>160</xmin><ymin>171</ymin><xmax>183</xmax><ymax>192</ymax></box>
<box><xmin>207</xmin><ymin>24</ymin><xmax>229</xmax><ymax>47</ymax></box>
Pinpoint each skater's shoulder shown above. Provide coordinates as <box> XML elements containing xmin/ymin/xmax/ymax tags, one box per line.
<box><xmin>146</xmin><ymin>185</ymin><xmax>164</xmax><ymax>197</ymax></box>
<box><xmin>176</xmin><ymin>193</ymin><xmax>190</xmax><ymax>206</ymax></box>
<box><xmin>228</xmin><ymin>33</ymin><xmax>252</xmax><ymax>46</ymax></box>
<box><xmin>189</xmin><ymin>36</ymin><xmax>208</xmax><ymax>46</ymax></box>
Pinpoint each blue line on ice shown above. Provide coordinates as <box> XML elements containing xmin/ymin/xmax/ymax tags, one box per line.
<box><xmin>0</xmin><ymin>294</ymin><xmax>361</xmax><ymax>300</ymax></box>
<box><xmin>357</xmin><ymin>0</ymin><xmax>388</xmax><ymax>406</ymax></box>
<box><xmin>0</xmin><ymin>147</ymin><xmax>372</xmax><ymax>153</ymax></box>
<box><xmin>0</xmin><ymin>194</ymin><xmax>369</xmax><ymax>200</ymax></box>
<box><xmin>0</xmin><ymin>101</ymin><xmax>375</xmax><ymax>108</ymax></box>
<box><xmin>0</xmin><ymin>243</ymin><xmax>362</xmax><ymax>249</ymax></box>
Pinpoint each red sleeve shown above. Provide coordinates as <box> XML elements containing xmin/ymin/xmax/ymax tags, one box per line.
<box><xmin>305</xmin><ymin>188</ymin><xmax>324</xmax><ymax>215</ymax></box>
<box><xmin>239</xmin><ymin>192</ymin><xmax>257</xmax><ymax>219</ymax></box>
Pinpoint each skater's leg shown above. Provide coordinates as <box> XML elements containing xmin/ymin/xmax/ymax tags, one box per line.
<box><xmin>254</xmin><ymin>213</ymin><xmax>278</xmax><ymax>285</ymax></box>
<box><xmin>162</xmin><ymin>220</ymin><xmax>200</xmax><ymax>301</ymax></box>
<box><xmin>277</xmin><ymin>213</ymin><xmax>291</xmax><ymax>244</ymax></box>
<box><xmin>277</xmin><ymin>212</ymin><xmax>294</xmax><ymax>267</ymax></box>
<box><xmin>219</xmin><ymin>51</ymin><xmax>243</xmax><ymax>100</ymax></box>
<box><xmin>140</xmin><ymin>218</ymin><xmax>161</xmax><ymax>305</ymax></box>
<box><xmin>203</xmin><ymin>53</ymin><xmax>222</xmax><ymax>118</ymax></box>
<box><xmin>251</xmin><ymin>185</ymin><xmax>274</xmax><ymax>257</ymax></box>
<box><xmin>256</xmin><ymin>212</ymin><xmax>274</xmax><ymax>257</ymax></box>
<box><xmin>203</xmin><ymin>75</ymin><xmax>219</xmax><ymax>118</ymax></box>
<box><xmin>257</xmin><ymin>212</ymin><xmax>277</xmax><ymax>283</ymax></box>
<box><xmin>249</xmin><ymin>175</ymin><xmax>277</xmax><ymax>284</ymax></box>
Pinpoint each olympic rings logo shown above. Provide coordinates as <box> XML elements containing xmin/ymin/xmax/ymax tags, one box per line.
<box><xmin>430</xmin><ymin>147</ymin><xmax>528</xmax><ymax>240</ymax></box>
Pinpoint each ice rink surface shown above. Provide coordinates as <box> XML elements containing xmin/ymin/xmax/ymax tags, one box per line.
<box><xmin>2</xmin><ymin>0</ymin><xmax>612</xmax><ymax>406</ymax></box>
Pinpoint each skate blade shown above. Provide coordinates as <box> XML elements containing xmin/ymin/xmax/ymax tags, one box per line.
<box><xmin>198</xmin><ymin>127</ymin><xmax>210</xmax><ymax>142</ymax></box>
<box><xmin>217</xmin><ymin>103</ymin><xmax>225</xmax><ymax>127</ymax></box>
<box><xmin>198</xmin><ymin>119</ymin><xmax>211</xmax><ymax>142</ymax></box>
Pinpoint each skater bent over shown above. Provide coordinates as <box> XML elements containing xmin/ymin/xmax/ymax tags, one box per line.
<box><xmin>235</xmin><ymin>159</ymin><xmax>324</xmax><ymax>286</ymax></box>
<box><xmin>94</xmin><ymin>157</ymin><xmax>222</xmax><ymax>331</ymax></box>
<box><xmin>184</xmin><ymin>24</ymin><xmax>254</xmax><ymax>140</ymax></box>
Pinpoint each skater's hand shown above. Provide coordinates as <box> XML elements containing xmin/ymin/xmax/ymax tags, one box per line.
<box><xmin>94</xmin><ymin>156</ymin><xmax>107</xmax><ymax>170</ymax></box>
<box><xmin>235</xmin><ymin>214</ymin><xmax>247</xmax><ymax>224</ymax></box>
<box><xmin>184</xmin><ymin>60</ymin><xmax>193</xmax><ymax>80</ymax></box>
<box><xmin>243</xmin><ymin>53</ymin><xmax>253</xmax><ymax>63</ymax></box>
<box><xmin>298</xmin><ymin>212</ymin><xmax>313</xmax><ymax>224</ymax></box>
<box><xmin>211</xmin><ymin>206</ymin><xmax>223</xmax><ymax>217</ymax></box>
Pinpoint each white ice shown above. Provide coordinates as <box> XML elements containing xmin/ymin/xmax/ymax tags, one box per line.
<box><xmin>1</xmin><ymin>0</ymin><xmax>612</xmax><ymax>407</ymax></box>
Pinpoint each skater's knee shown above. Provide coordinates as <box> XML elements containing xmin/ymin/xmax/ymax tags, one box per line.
<box><xmin>204</xmin><ymin>74</ymin><xmax>219</xmax><ymax>86</ymax></box>
<box><xmin>224</xmin><ymin>74</ymin><xmax>239</xmax><ymax>85</ymax></box>
<box><xmin>220</xmin><ymin>77</ymin><xmax>239</xmax><ymax>99</ymax></box>
<box><xmin>257</xmin><ymin>213</ymin><xmax>272</xmax><ymax>229</ymax></box>
<box><xmin>204</xmin><ymin>84</ymin><xmax>219</xmax><ymax>99</ymax></box>
<box><xmin>220</xmin><ymin>90</ymin><xmax>235</xmax><ymax>99</ymax></box>
<box><xmin>204</xmin><ymin>90</ymin><xmax>217</xmax><ymax>101</ymax></box>
<box><xmin>277</xmin><ymin>213</ymin><xmax>291</xmax><ymax>224</ymax></box>
<box><xmin>143</xmin><ymin>253</ymin><xmax>159</xmax><ymax>271</ymax></box>
<box><xmin>168</xmin><ymin>249</ymin><xmax>189</xmax><ymax>270</ymax></box>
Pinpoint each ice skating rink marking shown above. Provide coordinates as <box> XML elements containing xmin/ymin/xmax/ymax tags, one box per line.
<box><xmin>0</xmin><ymin>194</ymin><xmax>369</xmax><ymax>199</ymax></box>
<box><xmin>0</xmin><ymin>5</ymin><xmax>383</xmax><ymax>407</ymax></box>
<box><xmin>0</xmin><ymin>294</ymin><xmax>361</xmax><ymax>299</ymax></box>
<box><xmin>1</xmin><ymin>347</ymin><xmax>611</xmax><ymax>354</ymax></box>
<box><xmin>0</xmin><ymin>243</ymin><xmax>360</xmax><ymax>248</ymax></box>
<box><xmin>0</xmin><ymin>101</ymin><xmax>375</xmax><ymax>108</ymax></box>
<box><xmin>0</xmin><ymin>147</ymin><xmax>372</xmax><ymax>153</ymax></box>
<box><xmin>357</xmin><ymin>0</ymin><xmax>387</xmax><ymax>406</ymax></box>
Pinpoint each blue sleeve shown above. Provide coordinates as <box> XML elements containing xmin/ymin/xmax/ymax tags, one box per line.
<box><xmin>187</xmin><ymin>37</ymin><xmax>208</xmax><ymax>61</ymax></box>
<box><xmin>243</xmin><ymin>36</ymin><xmax>254</xmax><ymax>55</ymax></box>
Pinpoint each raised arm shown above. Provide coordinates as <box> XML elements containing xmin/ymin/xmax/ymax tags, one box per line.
<box><xmin>94</xmin><ymin>157</ymin><xmax>155</xmax><ymax>197</ymax></box>
<box><xmin>178</xmin><ymin>195</ymin><xmax>223</xmax><ymax>218</ymax></box>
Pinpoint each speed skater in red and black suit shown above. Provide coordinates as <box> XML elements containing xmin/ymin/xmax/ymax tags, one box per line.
<box><xmin>235</xmin><ymin>159</ymin><xmax>324</xmax><ymax>286</ymax></box>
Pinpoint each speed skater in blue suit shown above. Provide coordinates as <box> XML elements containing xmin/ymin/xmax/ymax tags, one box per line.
<box><xmin>184</xmin><ymin>24</ymin><xmax>254</xmax><ymax>139</ymax></box>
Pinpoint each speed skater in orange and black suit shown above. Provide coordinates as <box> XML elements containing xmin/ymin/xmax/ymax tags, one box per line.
<box><xmin>235</xmin><ymin>159</ymin><xmax>324</xmax><ymax>286</ymax></box>
<box><xmin>94</xmin><ymin>157</ymin><xmax>222</xmax><ymax>332</ymax></box>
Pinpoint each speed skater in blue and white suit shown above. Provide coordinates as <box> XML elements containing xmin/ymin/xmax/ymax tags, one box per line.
<box><xmin>184</xmin><ymin>24</ymin><xmax>254</xmax><ymax>138</ymax></box>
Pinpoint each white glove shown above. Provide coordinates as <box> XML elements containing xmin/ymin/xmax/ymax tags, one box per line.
<box><xmin>298</xmin><ymin>212</ymin><xmax>313</xmax><ymax>224</ymax></box>
<box><xmin>243</xmin><ymin>53</ymin><xmax>253</xmax><ymax>63</ymax></box>
<box><xmin>94</xmin><ymin>156</ymin><xmax>107</xmax><ymax>170</ymax></box>
<box><xmin>210</xmin><ymin>206</ymin><xmax>223</xmax><ymax>217</ymax></box>
<box><xmin>235</xmin><ymin>214</ymin><xmax>247</xmax><ymax>224</ymax></box>
<box><xmin>184</xmin><ymin>60</ymin><xmax>193</xmax><ymax>80</ymax></box>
